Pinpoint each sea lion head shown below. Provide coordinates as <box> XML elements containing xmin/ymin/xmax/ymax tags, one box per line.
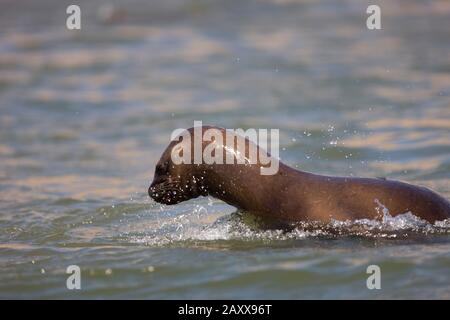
<box><xmin>148</xmin><ymin>131</ymin><xmax>206</xmax><ymax>205</ymax></box>
<box><xmin>148</xmin><ymin>125</ymin><xmax>276</xmax><ymax>206</ymax></box>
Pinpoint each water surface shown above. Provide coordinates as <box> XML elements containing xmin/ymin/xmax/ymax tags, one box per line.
<box><xmin>1</xmin><ymin>0</ymin><xmax>450</xmax><ymax>299</ymax></box>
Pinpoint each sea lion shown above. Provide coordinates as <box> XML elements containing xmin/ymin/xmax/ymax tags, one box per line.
<box><xmin>148</xmin><ymin>126</ymin><xmax>450</xmax><ymax>227</ymax></box>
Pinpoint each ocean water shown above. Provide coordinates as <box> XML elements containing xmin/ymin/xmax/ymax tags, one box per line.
<box><xmin>0</xmin><ymin>0</ymin><xmax>450</xmax><ymax>299</ymax></box>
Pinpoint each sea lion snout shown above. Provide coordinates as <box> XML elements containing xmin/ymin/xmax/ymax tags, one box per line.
<box><xmin>148</xmin><ymin>179</ymin><xmax>161</xmax><ymax>201</ymax></box>
<box><xmin>149</xmin><ymin>169</ymin><xmax>196</xmax><ymax>205</ymax></box>
<box><xmin>149</xmin><ymin>155</ymin><xmax>178</xmax><ymax>203</ymax></box>
<box><xmin>148</xmin><ymin>175</ymin><xmax>173</xmax><ymax>204</ymax></box>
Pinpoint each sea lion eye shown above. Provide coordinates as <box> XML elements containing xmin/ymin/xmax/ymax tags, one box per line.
<box><xmin>155</xmin><ymin>161</ymin><xmax>170</xmax><ymax>175</ymax></box>
<box><xmin>155</xmin><ymin>164</ymin><xmax>165</xmax><ymax>175</ymax></box>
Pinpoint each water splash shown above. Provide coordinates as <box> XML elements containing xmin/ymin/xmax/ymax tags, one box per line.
<box><xmin>124</xmin><ymin>203</ymin><xmax>450</xmax><ymax>246</ymax></box>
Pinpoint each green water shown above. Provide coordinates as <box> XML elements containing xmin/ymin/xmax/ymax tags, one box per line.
<box><xmin>0</xmin><ymin>0</ymin><xmax>450</xmax><ymax>299</ymax></box>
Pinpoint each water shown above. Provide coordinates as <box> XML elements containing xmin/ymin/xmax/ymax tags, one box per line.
<box><xmin>1</xmin><ymin>0</ymin><xmax>450</xmax><ymax>299</ymax></box>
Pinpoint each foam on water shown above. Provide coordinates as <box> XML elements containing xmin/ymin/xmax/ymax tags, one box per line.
<box><xmin>126</xmin><ymin>202</ymin><xmax>450</xmax><ymax>246</ymax></box>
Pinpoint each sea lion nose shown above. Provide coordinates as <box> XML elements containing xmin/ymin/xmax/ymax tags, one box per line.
<box><xmin>148</xmin><ymin>180</ymin><xmax>157</xmax><ymax>198</ymax></box>
<box><xmin>149</xmin><ymin>177</ymin><xmax>163</xmax><ymax>198</ymax></box>
<box><xmin>148</xmin><ymin>185</ymin><xmax>153</xmax><ymax>198</ymax></box>
<box><xmin>148</xmin><ymin>182</ymin><xmax>158</xmax><ymax>198</ymax></box>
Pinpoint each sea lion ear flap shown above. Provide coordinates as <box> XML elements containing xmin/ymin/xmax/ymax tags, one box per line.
<box><xmin>170</xmin><ymin>128</ymin><xmax>192</xmax><ymax>165</ymax></box>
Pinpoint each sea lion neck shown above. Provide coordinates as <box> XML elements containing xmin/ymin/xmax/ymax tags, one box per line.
<box><xmin>191</xmin><ymin>159</ymin><xmax>312</xmax><ymax>221</ymax></box>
